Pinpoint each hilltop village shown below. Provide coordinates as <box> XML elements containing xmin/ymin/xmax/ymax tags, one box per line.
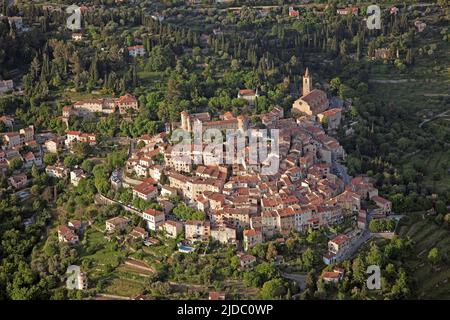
<box><xmin>1</xmin><ymin>69</ymin><xmax>393</xmax><ymax>298</ymax></box>
<box><xmin>1</xmin><ymin>0</ymin><xmax>448</xmax><ymax>301</ymax></box>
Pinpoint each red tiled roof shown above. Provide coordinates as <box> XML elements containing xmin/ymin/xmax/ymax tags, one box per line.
<box><xmin>117</xmin><ymin>93</ymin><xmax>137</xmax><ymax>104</ymax></box>
<box><xmin>322</xmin><ymin>271</ymin><xmax>341</xmax><ymax>279</ymax></box>
<box><xmin>239</xmin><ymin>89</ymin><xmax>256</xmax><ymax>96</ymax></box>
<box><xmin>106</xmin><ymin>216</ymin><xmax>129</xmax><ymax>226</ymax></box>
<box><xmin>243</xmin><ymin>229</ymin><xmax>261</xmax><ymax>237</ymax></box>
<box><xmin>131</xmin><ymin>227</ymin><xmax>147</xmax><ymax>236</ymax></box>
<box><xmin>58</xmin><ymin>225</ymin><xmax>72</xmax><ymax>235</ymax></box>
<box><xmin>67</xmin><ymin>131</ymin><xmax>81</xmax><ymax>136</ymax></box>
<box><xmin>372</xmin><ymin>195</ymin><xmax>390</xmax><ymax>205</ymax></box>
<box><xmin>239</xmin><ymin>254</ymin><xmax>256</xmax><ymax>262</ymax></box>
<box><xmin>277</xmin><ymin>207</ymin><xmax>295</xmax><ymax>217</ymax></box>
<box><xmin>134</xmin><ymin>182</ymin><xmax>157</xmax><ymax>195</ymax></box>
<box><xmin>301</xmin><ymin>89</ymin><xmax>327</xmax><ymax>104</ymax></box>
<box><xmin>164</xmin><ymin>220</ymin><xmax>179</xmax><ymax>227</ymax></box>
<box><xmin>69</xmin><ymin>220</ymin><xmax>82</xmax><ymax>228</ymax></box>
<box><xmin>330</xmin><ymin>234</ymin><xmax>349</xmax><ymax>245</ymax></box>
<box><xmin>185</xmin><ymin>220</ymin><xmax>210</xmax><ymax>227</ymax></box>
<box><xmin>128</xmin><ymin>45</ymin><xmax>144</xmax><ymax>50</ymax></box>
<box><xmin>144</xmin><ymin>208</ymin><xmax>164</xmax><ymax>216</ymax></box>
<box><xmin>209</xmin><ymin>292</ymin><xmax>226</xmax><ymax>300</ymax></box>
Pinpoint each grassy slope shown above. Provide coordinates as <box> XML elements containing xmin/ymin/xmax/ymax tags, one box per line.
<box><xmin>78</xmin><ymin>228</ymin><xmax>147</xmax><ymax>297</ymax></box>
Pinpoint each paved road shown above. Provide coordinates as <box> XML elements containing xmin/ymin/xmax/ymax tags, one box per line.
<box><xmin>103</xmin><ymin>136</ymin><xmax>132</xmax><ymax>146</ymax></box>
<box><xmin>280</xmin><ymin>272</ymin><xmax>306</xmax><ymax>291</ymax></box>
<box><xmin>338</xmin><ymin>230</ymin><xmax>372</xmax><ymax>262</ymax></box>
<box><xmin>94</xmin><ymin>193</ymin><xmax>143</xmax><ymax>217</ymax></box>
<box><xmin>214</xmin><ymin>3</ymin><xmax>328</xmax><ymax>12</ymax></box>
<box><xmin>369</xmin><ymin>79</ymin><xmax>416</xmax><ymax>84</ymax></box>
<box><xmin>337</xmin><ymin>211</ymin><xmax>406</xmax><ymax>261</ymax></box>
<box><xmin>121</xmin><ymin>169</ymin><xmax>143</xmax><ymax>186</ymax></box>
<box><xmin>95</xmin><ymin>294</ymin><xmax>130</xmax><ymax>300</ymax></box>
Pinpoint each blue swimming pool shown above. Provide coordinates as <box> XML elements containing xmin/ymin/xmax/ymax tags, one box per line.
<box><xmin>178</xmin><ymin>244</ymin><xmax>195</xmax><ymax>253</ymax></box>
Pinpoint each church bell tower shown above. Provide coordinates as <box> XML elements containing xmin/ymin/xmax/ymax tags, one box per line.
<box><xmin>302</xmin><ymin>68</ymin><xmax>312</xmax><ymax>97</ymax></box>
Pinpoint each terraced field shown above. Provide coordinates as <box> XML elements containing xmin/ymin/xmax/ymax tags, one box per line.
<box><xmin>397</xmin><ymin>213</ymin><xmax>450</xmax><ymax>299</ymax></box>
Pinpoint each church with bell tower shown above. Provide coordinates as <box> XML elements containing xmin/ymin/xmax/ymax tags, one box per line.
<box><xmin>292</xmin><ymin>68</ymin><xmax>329</xmax><ymax>116</ymax></box>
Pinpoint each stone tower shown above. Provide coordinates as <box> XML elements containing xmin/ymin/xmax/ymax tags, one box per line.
<box><xmin>180</xmin><ymin>111</ymin><xmax>191</xmax><ymax>132</ymax></box>
<box><xmin>302</xmin><ymin>68</ymin><xmax>312</xmax><ymax>97</ymax></box>
<box><xmin>237</xmin><ymin>115</ymin><xmax>247</xmax><ymax>133</ymax></box>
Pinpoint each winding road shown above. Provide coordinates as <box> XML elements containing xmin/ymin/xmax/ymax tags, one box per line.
<box><xmin>418</xmin><ymin>110</ymin><xmax>450</xmax><ymax>128</ymax></box>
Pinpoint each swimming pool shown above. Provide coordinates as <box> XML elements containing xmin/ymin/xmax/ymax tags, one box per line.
<box><xmin>178</xmin><ymin>244</ymin><xmax>195</xmax><ymax>253</ymax></box>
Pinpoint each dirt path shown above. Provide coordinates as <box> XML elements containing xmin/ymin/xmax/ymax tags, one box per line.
<box><xmin>124</xmin><ymin>258</ymin><xmax>155</xmax><ymax>273</ymax></box>
<box><xmin>369</xmin><ymin>79</ymin><xmax>441</xmax><ymax>84</ymax></box>
<box><xmin>369</xmin><ymin>79</ymin><xmax>416</xmax><ymax>84</ymax></box>
<box><xmin>419</xmin><ymin>110</ymin><xmax>450</xmax><ymax>128</ymax></box>
<box><xmin>95</xmin><ymin>293</ymin><xmax>131</xmax><ymax>300</ymax></box>
<box><xmin>423</xmin><ymin>94</ymin><xmax>450</xmax><ymax>97</ymax></box>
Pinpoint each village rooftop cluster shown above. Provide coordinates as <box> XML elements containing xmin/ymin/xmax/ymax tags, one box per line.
<box><xmin>1</xmin><ymin>67</ymin><xmax>395</xmax><ymax>290</ymax></box>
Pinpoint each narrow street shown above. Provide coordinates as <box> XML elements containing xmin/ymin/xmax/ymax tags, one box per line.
<box><xmin>333</xmin><ymin>161</ymin><xmax>350</xmax><ymax>185</ymax></box>
<box><xmin>121</xmin><ymin>169</ymin><xmax>143</xmax><ymax>187</ymax></box>
<box><xmin>338</xmin><ymin>230</ymin><xmax>372</xmax><ymax>262</ymax></box>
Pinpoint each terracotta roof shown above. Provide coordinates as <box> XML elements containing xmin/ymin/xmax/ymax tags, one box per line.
<box><xmin>144</xmin><ymin>208</ymin><xmax>164</xmax><ymax>217</ymax></box>
<box><xmin>301</xmin><ymin>89</ymin><xmax>327</xmax><ymax>104</ymax></box>
<box><xmin>58</xmin><ymin>225</ymin><xmax>72</xmax><ymax>235</ymax></box>
<box><xmin>243</xmin><ymin>229</ymin><xmax>261</xmax><ymax>237</ymax></box>
<box><xmin>68</xmin><ymin>220</ymin><xmax>82</xmax><ymax>229</ymax></box>
<box><xmin>239</xmin><ymin>89</ymin><xmax>256</xmax><ymax>96</ymax></box>
<box><xmin>164</xmin><ymin>220</ymin><xmax>180</xmax><ymax>227</ymax></box>
<box><xmin>106</xmin><ymin>216</ymin><xmax>129</xmax><ymax>226</ymax></box>
<box><xmin>117</xmin><ymin>93</ymin><xmax>137</xmax><ymax>104</ymax></box>
<box><xmin>133</xmin><ymin>182</ymin><xmax>157</xmax><ymax>195</ymax></box>
<box><xmin>277</xmin><ymin>207</ymin><xmax>296</xmax><ymax>217</ymax></box>
<box><xmin>130</xmin><ymin>227</ymin><xmax>147</xmax><ymax>238</ymax></box>
<box><xmin>185</xmin><ymin>220</ymin><xmax>210</xmax><ymax>227</ymax></box>
<box><xmin>128</xmin><ymin>45</ymin><xmax>144</xmax><ymax>50</ymax></box>
<box><xmin>239</xmin><ymin>254</ymin><xmax>256</xmax><ymax>262</ymax></box>
<box><xmin>320</xmin><ymin>108</ymin><xmax>342</xmax><ymax>117</ymax></box>
<box><xmin>322</xmin><ymin>271</ymin><xmax>341</xmax><ymax>279</ymax></box>
<box><xmin>67</xmin><ymin>131</ymin><xmax>81</xmax><ymax>136</ymax></box>
<box><xmin>209</xmin><ymin>292</ymin><xmax>226</xmax><ymax>300</ymax></box>
<box><xmin>372</xmin><ymin>195</ymin><xmax>390</xmax><ymax>205</ymax></box>
<box><xmin>222</xmin><ymin>111</ymin><xmax>234</xmax><ymax>120</ymax></box>
<box><xmin>330</xmin><ymin>234</ymin><xmax>349</xmax><ymax>245</ymax></box>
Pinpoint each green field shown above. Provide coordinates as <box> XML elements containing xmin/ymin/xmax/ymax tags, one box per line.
<box><xmin>78</xmin><ymin>229</ymin><xmax>139</xmax><ymax>296</ymax></box>
<box><xmin>397</xmin><ymin>213</ymin><xmax>450</xmax><ymax>299</ymax></box>
<box><xmin>78</xmin><ymin>227</ymin><xmax>180</xmax><ymax>297</ymax></box>
<box><xmin>79</xmin><ymin>229</ymin><xmax>125</xmax><ymax>268</ymax></box>
<box><xmin>102</xmin><ymin>268</ymin><xmax>148</xmax><ymax>297</ymax></box>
